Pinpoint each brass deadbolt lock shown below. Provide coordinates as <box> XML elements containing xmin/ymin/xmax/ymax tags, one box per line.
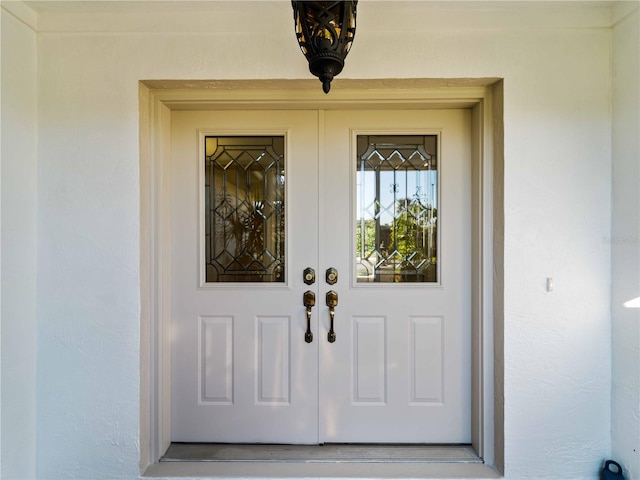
<box><xmin>303</xmin><ymin>267</ymin><xmax>316</xmax><ymax>285</ymax></box>
<box><xmin>326</xmin><ymin>267</ymin><xmax>338</xmax><ymax>285</ymax></box>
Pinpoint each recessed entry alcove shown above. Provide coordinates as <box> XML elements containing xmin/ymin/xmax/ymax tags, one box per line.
<box><xmin>139</xmin><ymin>78</ymin><xmax>505</xmax><ymax>479</ymax></box>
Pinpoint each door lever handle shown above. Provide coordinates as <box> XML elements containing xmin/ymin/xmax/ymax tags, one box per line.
<box><xmin>326</xmin><ymin>290</ymin><xmax>338</xmax><ymax>343</ymax></box>
<box><xmin>303</xmin><ymin>290</ymin><xmax>315</xmax><ymax>343</ymax></box>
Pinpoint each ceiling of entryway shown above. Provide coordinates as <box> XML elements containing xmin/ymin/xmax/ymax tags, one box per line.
<box><xmin>24</xmin><ymin>0</ymin><xmax>620</xmax><ymax>24</ymax></box>
<box><xmin>21</xmin><ymin>0</ymin><xmax>625</xmax><ymax>37</ymax></box>
<box><xmin>24</xmin><ymin>0</ymin><xmax>619</xmax><ymax>11</ymax></box>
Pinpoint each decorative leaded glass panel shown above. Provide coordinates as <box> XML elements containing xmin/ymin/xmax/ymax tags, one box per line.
<box><xmin>356</xmin><ymin>135</ymin><xmax>438</xmax><ymax>283</ymax></box>
<box><xmin>205</xmin><ymin>136</ymin><xmax>285</xmax><ymax>283</ymax></box>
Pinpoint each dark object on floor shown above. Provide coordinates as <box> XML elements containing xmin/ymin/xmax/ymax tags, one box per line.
<box><xmin>602</xmin><ymin>460</ymin><xmax>625</xmax><ymax>480</ymax></box>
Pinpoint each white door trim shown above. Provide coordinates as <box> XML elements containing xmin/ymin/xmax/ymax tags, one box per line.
<box><xmin>139</xmin><ymin>79</ymin><xmax>504</xmax><ymax>477</ymax></box>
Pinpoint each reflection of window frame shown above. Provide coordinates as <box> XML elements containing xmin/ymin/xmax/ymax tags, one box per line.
<box><xmin>356</xmin><ymin>134</ymin><xmax>438</xmax><ymax>283</ymax></box>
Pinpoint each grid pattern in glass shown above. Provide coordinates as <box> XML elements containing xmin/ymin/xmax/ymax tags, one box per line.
<box><xmin>205</xmin><ymin>136</ymin><xmax>285</xmax><ymax>283</ymax></box>
<box><xmin>356</xmin><ymin>135</ymin><xmax>438</xmax><ymax>283</ymax></box>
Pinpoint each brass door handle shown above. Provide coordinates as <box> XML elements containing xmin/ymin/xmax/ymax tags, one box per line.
<box><xmin>326</xmin><ymin>290</ymin><xmax>338</xmax><ymax>343</ymax></box>
<box><xmin>303</xmin><ymin>290</ymin><xmax>315</xmax><ymax>343</ymax></box>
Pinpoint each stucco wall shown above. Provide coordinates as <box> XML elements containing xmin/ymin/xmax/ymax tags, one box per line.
<box><xmin>0</xmin><ymin>3</ymin><xmax>38</xmax><ymax>479</ymax></box>
<box><xmin>611</xmin><ymin>4</ymin><xmax>640</xmax><ymax>479</ymax></box>
<box><xmin>0</xmin><ymin>1</ymin><xmax>618</xmax><ymax>479</ymax></box>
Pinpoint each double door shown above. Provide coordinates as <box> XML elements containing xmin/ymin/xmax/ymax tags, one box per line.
<box><xmin>170</xmin><ymin>109</ymin><xmax>471</xmax><ymax>444</ymax></box>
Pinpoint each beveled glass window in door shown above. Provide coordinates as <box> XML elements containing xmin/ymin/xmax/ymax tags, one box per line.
<box><xmin>205</xmin><ymin>136</ymin><xmax>285</xmax><ymax>283</ymax></box>
<box><xmin>356</xmin><ymin>135</ymin><xmax>438</xmax><ymax>283</ymax></box>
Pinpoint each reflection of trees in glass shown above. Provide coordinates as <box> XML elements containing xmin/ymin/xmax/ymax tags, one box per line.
<box><xmin>214</xmin><ymin>196</ymin><xmax>284</xmax><ymax>273</ymax></box>
<box><xmin>390</xmin><ymin>199</ymin><xmax>436</xmax><ymax>265</ymax></box>
<box><xmin>356</xmin><ymin>219</ymin><xmax>376</xmax><ymax>258</ymax></box>
<box><xmin>217</xmin><ymin>200</ymin><xmax>267</xmax><ymax>259</ymax></box>
<box><xmin>357</xmin><ymin>198</ymin><xmax>436</xmax><ymax>267</ymax></box>
<box><xmin>355</xmin><ymin>134</ymin><xmax>438</xmax><ymax>282</ymax></box>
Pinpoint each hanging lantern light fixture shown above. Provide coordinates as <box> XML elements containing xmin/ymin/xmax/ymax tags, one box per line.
<box><xmin>292</xmin><ymin>1</ymin><xmax>358</xmax><ymax>94</ymax></box>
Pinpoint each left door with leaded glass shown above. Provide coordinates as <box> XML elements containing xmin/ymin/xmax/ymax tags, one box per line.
<box><xmin>170</xmin><ymin>110</ymin><xmax>320</xmax><ymax>443</ymax></box>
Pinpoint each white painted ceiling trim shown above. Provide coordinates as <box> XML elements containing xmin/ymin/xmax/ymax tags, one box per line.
<box><xmin>21</xmin><ymin>0</ymin><xmax>618</xmax><ymax>33</ymax></box>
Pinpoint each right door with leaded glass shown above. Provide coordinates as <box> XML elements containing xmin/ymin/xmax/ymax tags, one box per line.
<box><xmin>320</xmin><ymin>109</ymin><xmax>471</xmax><ymax>443</ymax></box>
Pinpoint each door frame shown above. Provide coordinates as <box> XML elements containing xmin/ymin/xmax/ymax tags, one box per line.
<box><xmin>139</xmin><ymin>79</ymin><xmax>505</xmax><ymax>477</ymax></box>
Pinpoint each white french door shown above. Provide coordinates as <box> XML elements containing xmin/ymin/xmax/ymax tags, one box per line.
<box><xmin>320</xmin><ymin>110</ymin><xmax>471</xmax><ymax>442</ymax></box>
<box><xmin>170</xmin><ymin>110</ymin><xmax>320</xmax><ymax>443</ymax></box>
<box><xmin>170</xmin><ymin>108</ymin><xmax>471</xmax><ymax>444</ymax></box>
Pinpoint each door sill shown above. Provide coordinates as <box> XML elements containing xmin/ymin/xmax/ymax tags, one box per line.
<box><xmin>161</xmin><ymin>443</ymin><xmax>482</xmax><ymax>464</ymax></box>
<box><xmin>146</xmin><ymin>459</ymin><xmax>501</xmax><ymax>479</ymax></box>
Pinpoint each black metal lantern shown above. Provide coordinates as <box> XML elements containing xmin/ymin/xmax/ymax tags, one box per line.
<box><xmin>292</xmin><ymin>1</ymin><xmax>358</xmax><ymax>94</ymax></box>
